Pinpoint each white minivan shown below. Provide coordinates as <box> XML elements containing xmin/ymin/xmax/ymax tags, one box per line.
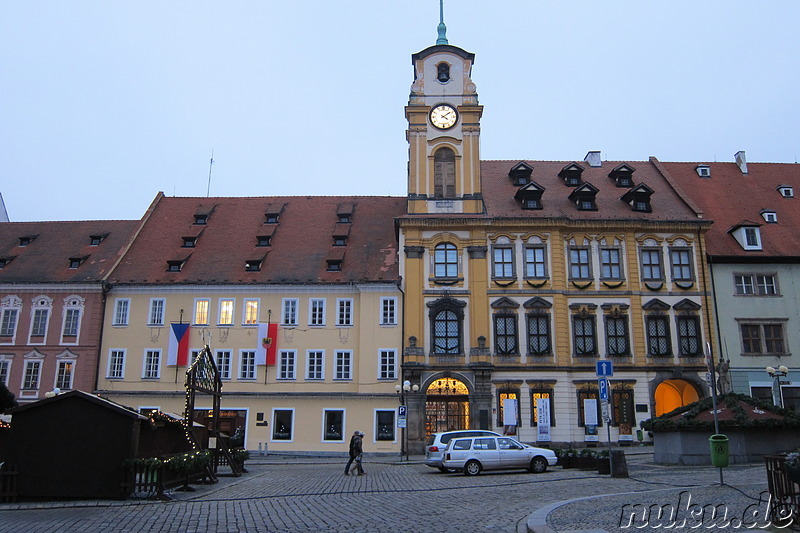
<box><xmin>442</xmin><ymin>436</ymin><xmax>557</xmax><ymax>476</ymax></box>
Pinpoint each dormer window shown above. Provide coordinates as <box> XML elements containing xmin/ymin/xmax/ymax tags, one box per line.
<box><xmin>514</xmin><ymin>181</ymin><xmax>545</xmax><ymax>210</ymax></box>
<box><xmin>729</xmin><ymin>222</ymin><xmax>763</xmax><ymax>251</ymax></box>
<box><xmin>558</xmin><ymin>163</ymin><xmax>585</xmax><ymax>187</ymax></box>
<box><xmin>621</xmin><ymin>184</ymin><xmax>654</xmax><ymax>213</ymax></box>
<box><xmin>167</xmin><ymin>260</ymin><xmax>184</xmax><ymax>272</ymax></box>
<box><xmin>19</xmin><ymin>235</ymin><xmax>37</xmax><ymax>246</ymax></box>
<box><xmin>337</xmin><ymin>203</ymin><xmax>354</xmax><ymax>223</ymax></box>
<box><xmin>696</xmin><ymin>165</ymin><xmax>711</xmax><ymax>178</ymax></box>
<box><xmin>264</xmin><ymin>203</ymin><xmax>284</xmax><ymax>224</ymax></box>
<box><xmin>265</xmin><ymin>213</ymin><xmax>279</xmax><ymax>224</ymax></box>
<box><xmin>609</xmin><ymin>163</ymin><xmax>635</xmax><ymax>188</ymax></box>
<box><xmin>182</xmin><ymin>237</ymin><xmax>197</xmax><ymax>248</ymax></box>
<box><xmin>761</xmin><ymin>210</ymin><xmax>778</xmax><ymax>224</ymax></box>
<box><xmin>68</xmin><ymin>257</ymin><xmax>86</xmax><ymax>269</ymax></box>
<box><xmin>777</xmin><ymin>185</ymin><xmax>794</xmax><ymax>198</ymax></box>
<box><xmin>334</xmin><ymin>236</ymin><xmax>347</xmax><ymax>246</ymax></box>
<box><xmin>568</xmin><ymin>182</ymin><xmax>599</xmax><ymax>211</ymax></box>
<box><xmin>194</xmin><ymin>214</ymin><xmax>208</xmax><ymax>225</ymax></box>
<box><xmin>89</xmin><ymin>234</ymin><xmax>107</xmax><ymax>246</ymax></box>
<box><xmin>256</xmin><ymin>235</ymin><xmax>272</xmax><ymax>247</ymax></box>
<box><xmin>326</xmin><ymin>259</ymin><xmax>342</xmax><ymax>272</ymax></box>
<box><xmin>337</xmin><ymin>214</ymin><xmax>351</xmax><ymax>223</ymax></box>
<box><xmin>245</xmin><ymin>259</ymin><xmax>262</xmax><ymax>272</ymax></box>
<box><xmin>508</xmin><ymin>162</ymin><xmax>534</xmax><ymax>186</ymax></box>
<box><xmin>436</xmin><ymin>62</ymin><xmax>450</xmax><ymax>83</ymax></box>
<box><xmin>0</xmin><ymin>257</ymin><xmax>13</xmax><ymax>268</ymax></box>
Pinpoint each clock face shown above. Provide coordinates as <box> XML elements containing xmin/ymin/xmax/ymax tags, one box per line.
<box><xmin>430</xmin><ymin>104</ymin><xmax>458</xmax><ymax>130</ymax></box>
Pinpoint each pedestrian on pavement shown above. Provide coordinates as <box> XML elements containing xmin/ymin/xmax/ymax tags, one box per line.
<box><xmin>344</xmin><ymin>430</ymin><xmax>366</xmax><ymax>475</ymax></box>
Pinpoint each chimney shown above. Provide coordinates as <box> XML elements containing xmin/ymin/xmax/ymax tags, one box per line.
<box><xmin>735</xmin><ymin>151</ymin><xmax>748</xmax><ymax>174</ymax></box>
<box><xmin>584</xmin><ymin>151</ymin><xmax>602</xmax><ymax>168</ymax></box>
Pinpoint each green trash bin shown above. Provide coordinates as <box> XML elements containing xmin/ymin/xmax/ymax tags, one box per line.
<box><xmin>709</xmin><ymin>434</ymin><xmax>729</xmax><ymax>467</ymax></box>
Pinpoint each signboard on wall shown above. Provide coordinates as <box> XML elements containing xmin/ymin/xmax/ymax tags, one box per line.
<box><xmin>584</xmin><ymin>398</ymin><xmax>599</xmax><ymax>442</ymax></box>
<box><xmin>536</xmin><ymin>397</ymin><xmax>551</xmax><ymax>442</ymax></box>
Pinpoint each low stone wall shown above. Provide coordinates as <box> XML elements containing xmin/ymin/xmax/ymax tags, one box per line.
<box><xmin>653</xmin><ymin>429</ymin><xmax>798</xmax><ymax>465</ymax></box>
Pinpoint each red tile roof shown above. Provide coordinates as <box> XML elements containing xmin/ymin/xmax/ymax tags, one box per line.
<box><xmin>0</xmin><ymin>220</ymin><xmax>139</xmax><ymax>283</ymax></box>
<box><xmin>479</xmin><ymin>159</ymin><xmax>703</xmax><ymax>222</ymax></box>
<box><xmin>661</xmin><ymin>161</ymin><xmax>800</xmax><ymax>257</ymax></box>
<box><xmin>109</xmin><ymin>195</ymin><xmax>406</xmax><ymax>285</ymax></box>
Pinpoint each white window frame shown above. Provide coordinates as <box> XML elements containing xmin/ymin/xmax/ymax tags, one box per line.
<box><xmin>271</xmin><ymin>408</ymin><xmax>295</xmax><ymax>442</ymax></box>
<box><xmin>0</xmin><ymin>357</ymin><xmax>11</xmax><ymax>386</ymax></box>
<box><xmin>309</xmin><ymin>298</ymin><xmax>326</xmax><ymax>327</ymax></box>
<box><xmin>243</xmin><ymin>299</ymin><xmax>260</xmax><ymax>326</ymax></box>
<box><xmin>21</xmin><ymin>359</ymin><xmax>42</xmax><ymax>391</ymax></box>
<box><xmin>1</xmin><ymin>308</ymin><xmax>19</xmax><ymax>341</ymax></box>
<box><xmin>113</xmin><ymin>298</ymin><xmax>130</xmax><ymax>326</ymax></box>
<box><xmin>194</xmin><ymin>299</ymin><xmax>210</xmax><ymax>325</ymax></box>
<box><xmin>334</xmin><ymin>350</ymin><xmax>353</xmax><ymax>380</ymax></box>
<box><xmin>281</xmin><ymin>298</ymin><xmax>299</xmax><ymax>326</ymax></box>
<box><xmin>218</xmin><ymin>298</ymin><xmax>235</xmax><ymax>326</ymax></box>
<box><xmin>107</xmin><ymin>349</ymin><xmax>126</xmax><ymax>379</ymax></box>
<box><xmin>381</xmin><ymin>297</ymin><xmax>398</xmax><ymax>326</ymax></box>
<box><xmin>239</xmin><ymin>350</ymin><xmax>256</xmax><ymax>380</ymax></box>
<box><xmin>55</xmin><ymin>359</ymin><xmax>75</xmax><ymax>390</ymax></box>
<box><xmin>378</xmin><ymin>349</ymin><xmax>397</xmax><ymax>380</ymax></box>
<box><xmin>149</xmin><ymin>298</ymin><xmax>166</xmax><ymax>326</ymax></box>
<box><xmin>322</xmin><ymin>408</ymin><xmax>346</xmax><ymax>442</ymax></box>
<box><xmin>142</xmin><ymin>349</ymin><xmax>161</xmax><ymax>379</ymax></box>
<box><xmin>336</xmin><ymin>298</ymin><xmax>353</xmax><ymax>327</ymax></box>
<box><xmin>306</xmin><ymin>350</ymin><xmax>325</xmax><ymax>380</ymax></box>
<box><xmin>375</xmin><ymin>408</ymin><xmax>397</xmax><ymax>442</ymax></box>
<box><xmin>278</xmin><ymin>350</ymin><xmax>296</xmax><ymax>380</ymax></box>
<box><xmin>215</xmin><ymin>350</ymin><xmax>232</xmax><ymax>380</ymax></box>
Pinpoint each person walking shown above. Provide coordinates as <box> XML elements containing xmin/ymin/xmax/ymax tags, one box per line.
<box><xmin>344</xmin><ymin>430</ymin><xmax>366</xmax><ymax>475</ymax></box>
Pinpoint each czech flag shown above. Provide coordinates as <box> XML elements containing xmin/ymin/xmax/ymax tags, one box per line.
<box><xmin>167</xmin><ymin>323</ymin><xmax>191</xmax><ymax>366</ymax></box>
<box><xmin>256</xmin><ymin>323</ymin><xmax>278</xmax><ymax>365</ymax></box>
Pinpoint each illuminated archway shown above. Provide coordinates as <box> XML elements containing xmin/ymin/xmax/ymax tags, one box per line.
<box><xmin>654</xmin><ymin>379</ymin><xmax>700</xmax><ymax>416</ymax></box>
<box><xmin>425</xmin><ymin>377</ymin><xmax>470</xmax><ymax>435</ymax></box>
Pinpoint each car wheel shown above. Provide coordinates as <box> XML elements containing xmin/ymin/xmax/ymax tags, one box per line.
<box><xmin>464</xmin><ymin>460</ymin><xmax>482</xmax><ymax>476</ymax></box>
<box><xmin>529</xmin><ymin>456</ymin><xmax>548</xmax><ymax>473</ymax></box>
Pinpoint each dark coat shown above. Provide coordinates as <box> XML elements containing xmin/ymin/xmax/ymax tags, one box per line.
<box><xmin>349</xmin><ymin>435</ymin><xmax>363</xmax><ymax>458</ymax></box>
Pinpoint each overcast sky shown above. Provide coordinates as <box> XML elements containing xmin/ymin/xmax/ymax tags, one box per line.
<box><xmin>2</xmin><ymin>1</ymin><xmax>798</xmax><ymax>222</ymax></box>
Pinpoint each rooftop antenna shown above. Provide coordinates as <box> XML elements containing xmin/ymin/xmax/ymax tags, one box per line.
<box><xmin>206</xmin><ymin>150</ymin><xmax>214</xmax><ymax>197</ymax></box>
<box><xmin>436</xmin><ymin>0</ymin><xmax>448</xmax><ymax>45</ymax></box>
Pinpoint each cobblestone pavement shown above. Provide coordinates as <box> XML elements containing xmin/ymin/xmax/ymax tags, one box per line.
<box><xmin>0</xmin><ymin>451</ymin><xmax>770</xmax><ymax>533</ymax></box>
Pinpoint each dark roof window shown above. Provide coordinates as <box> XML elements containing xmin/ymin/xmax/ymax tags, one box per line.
<box><xmin>326</xmin><ymin>259</ymin><xmax>343</xmax><ymax>272</ymax></box>
<box><xmin>568</xmin><ymin>182</ymin><xmax>599</xmax><ymax>211</ymax></box>
<box><xmin>68</xmin><ymin>257</ymin><xmax>87</xmax><ymax>269</ymax></box>
<box><xmin>508</xmin><ymin>162</ymin><xmax>534</xmax><ymax>186</ymax></box>
<box><xmin>558</xmin><ymin>163</ymin><xmax>585</xmax><ymax>187</ymax></box>
<box><xmin>167</xmin><ymin>260</ymin><xmax>184</xmax><ymax>272</ymax></box>
<box><xmin>337</xmin><ymin>213</ymin><xmax>352</xmax><ymax>223</ymax></box>
<box><xmin>621</xmin><ymin>184</ymin><xmax>654</xmax><ymax>213</ymax></box>
<box><xmin>256</xmin><ymin>235</ymin><xmax>272</xmax><ymax>247</ymax></box>
<box><xmin>0</xmin><ymin>256</ymin><xmax>15</xmax><ymax>268</ymax></box>
<box><xmin>182</xmin><ymin>237</ymin><xmax>197</xmax><ymax>248</ymax></box>
<box><xmin>194</xmin><ymin>214</ymin><xmax>208</xmax><ymax>225</ymax></box>
<box><xmin>264</xmin><ymin>203</ymin><xmax>285</xmax><ymax>224</ymax></box>
<box><xmin>265</xmin><ymin>213</ymin><xmax>279</xmax><ymax>224</ymax></box>
<box><xmin>245</xmin><ymin>259</ymin><xmax>262</xmax><ymax>272</ymax></box>
<box><xmin>609</xmin><ymin>163</ymin><xmax>635</xmax><ymax>188</ymax></box>
<box><xmin>19</xmin><ymin>235</ymin><xmax>38</xmax><ymax>246</ymax></box>
<box><xmin>514</xmin><ymin>181</ymin><xmax>545</xmax><ymax>210</ymax></box>
<box><xmin>89</xmin><ymin>234</ymin><xmax>108</xmax><ymax>246</ymax></box>
<box><xmin>334</xmin><ymin>236</ymin><xmax>347</xmax><ymax>246</ymax></box>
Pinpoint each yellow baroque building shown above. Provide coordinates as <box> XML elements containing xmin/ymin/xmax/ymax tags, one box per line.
<box><xmin>96</xmin><ymin>194</ymin><xmax>407</xmax><ymax>454</ymax></box>
<box><xmin>397</xmin><ymin>35</ymin><xmax>716</xmax><ymax>452</ymax></box>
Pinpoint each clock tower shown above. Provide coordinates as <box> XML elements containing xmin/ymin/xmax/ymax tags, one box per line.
<box><xmin>405</xmin><ymin>3</ymin><xmax>484</xmax><ymax>214</ymax></box>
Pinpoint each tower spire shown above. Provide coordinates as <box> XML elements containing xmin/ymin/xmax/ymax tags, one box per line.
<box><xmin>436</xmin><ymin>0</ymin><xmax>448</xmax><ymax>45</ymax></box>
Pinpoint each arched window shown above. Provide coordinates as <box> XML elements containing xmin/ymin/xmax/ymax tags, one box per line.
<box><xmin>434</xmin><ymin>148</ymin><xmax>456</xmax><ymax>197</ymax></box>
<box><xmin>437</xmin><ymin>62</ymin><xmax>450</xmax><ymax>83</ymax></box>
<box><xmin>433</xmin><ymin>243</ymin><xmax>458</xmax><ymax>278</ymax></box>
<box><xmin>428</xmin><ymin>297</ymin><xmax>466</xmax><ymax>356</ymax></box>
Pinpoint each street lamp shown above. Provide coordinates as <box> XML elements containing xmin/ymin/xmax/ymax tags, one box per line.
<box><xmin>395</xmin><ymin>380</ymin><xmax>419</xmax><ymax>460</ymax></box>
<box><xmin>765</xmin><ymin>365</ymin><xmax>789</xmax><ymax>407</ymax></box>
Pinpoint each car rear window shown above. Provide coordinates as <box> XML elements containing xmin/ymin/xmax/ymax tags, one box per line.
<box><xmin>452</xmin><ymin>439</ymin><xmax>472</xmax><ymax>451</ymax></box>
<box><xmin>426</xmin><ymin>435</ymin><xmax>436</xmax><ymax>446</ymax></box>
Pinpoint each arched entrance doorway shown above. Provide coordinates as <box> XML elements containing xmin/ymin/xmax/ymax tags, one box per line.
<box><xmin>425</xmin><ymin>377</ymin><xmax>470</xmax><ymax>435</ymax></box>
<box><xmin>654</xmin><ymin>379</ymin><xmax>700</xmax><ymax>416</ymax></box>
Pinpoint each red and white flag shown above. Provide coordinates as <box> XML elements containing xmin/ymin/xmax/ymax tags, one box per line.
<box><xmin>256</xmin><ymin>323</ymin><xmax>278</xmax><ymax>365</ymax></box>
<box><xmin>167</xmin><ymin>323</ymin><xmax>191</xmax><ymax>366</ymax></box>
